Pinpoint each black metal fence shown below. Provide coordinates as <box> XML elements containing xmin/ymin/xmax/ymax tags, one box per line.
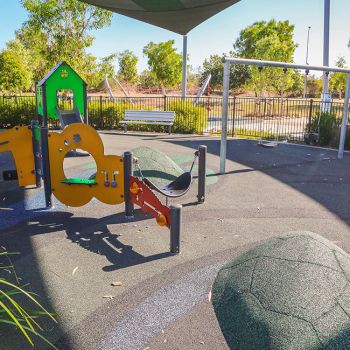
<box><xmin>0</xmin><ymin>95</ymin><xmax>349</xmax><ymax>144</ymax></box>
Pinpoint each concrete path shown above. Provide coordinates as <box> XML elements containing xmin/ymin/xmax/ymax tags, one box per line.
<box><xmin>0</xmin><ymin>132</ymin><xmax>349</xmax><ymax>350</ymax></box>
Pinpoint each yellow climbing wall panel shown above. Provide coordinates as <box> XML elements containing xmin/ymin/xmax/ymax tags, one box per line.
<box><xmin>48</xmin><ymin>124</ymin><xmax>124</xmax><ymax>207</ymax></box>
<box><xmin>0</xmin><ymin>125</ymin><xmax>36</xmax><ymax>187</ymax></box>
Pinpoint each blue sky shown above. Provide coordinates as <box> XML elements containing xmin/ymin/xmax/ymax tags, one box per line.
<box><xmin>0</xmin><ymin>0</ymin><xmax>349</xmax><ymax>74</ymax></box>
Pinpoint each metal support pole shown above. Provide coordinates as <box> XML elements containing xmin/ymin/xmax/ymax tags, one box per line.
<box><xmin>220</xmin><ymin>60</ymin><xmax>231</xmax><ymax>174</ymax></box>
<box><xmin>40</xmin><ymin>126</ymin><xmax>52</xmax><ymax>208</ymax></box>
<box><xmin>123</xmin><ymin>151</ymin><xmax>134</xmax><ymax>218</ymax></box>
<box><xmin>181</xmin><ymin>35</ymin><xmax>188</xmax><ymax>99</ymax></box>
<box><xmin>338</xmin><ymin>74</ymin><xmax>350</xmax><ymax>159</ymax></box>
<box><xmin>197</xmin><ymin>145</ymin><xmax>207</xmax><ymax>203</ymax></box>
<box><xmin>322</xmin><ymin>0</ymin><xmax>330</xmax><ymax>95</ymax></box>
<box><xmin>170</xmin><ymin>204</ymin><xmax>182</xmax><ymax>254</ymax></box>
<box><xmin>30</xmin><ymin>120</ymin><xmax>41</xmax><ymax>188</ymax></box>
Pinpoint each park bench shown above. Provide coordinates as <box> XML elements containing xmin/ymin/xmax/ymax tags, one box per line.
<box><xmin>120</xmin><ymin>110</ymin><xmax>175</xmax><ymax>134</ymax></box>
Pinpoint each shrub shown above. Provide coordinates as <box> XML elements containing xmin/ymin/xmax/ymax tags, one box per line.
<box><xmin>307</xmin><ymin>111</ymin><xmax>350</xmax><ymax>149</ymax></box>
<box><xmin>167</xmin><ymin>99</ymin><xmax>208</xmax><ymax>134</ymax></box>
<box><xmin>0</xmin><ymin>96</ymin><xmax>36</xmax><ymax>128</ymax></box>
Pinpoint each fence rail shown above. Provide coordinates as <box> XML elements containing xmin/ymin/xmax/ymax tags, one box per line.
<box><xmin>0</xmin><ymin>95</ymin><xmax>349</xmax><ymax>145</ymax></box>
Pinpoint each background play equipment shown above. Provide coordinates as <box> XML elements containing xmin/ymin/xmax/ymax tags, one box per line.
<box><xmin>212</xmin><ymin>231</ymin><xmax>350</xmax><ymax>349</ymax></box>
<box><xmin>220</xmin><ymin>58</ymin><xmax>350</xmax><ymax>173</ymax></box>
<box><xmin>36</xmin><ymin>61</ymin><xmax>88</xmax><ymax>126</ymax></box>
<box><xmin>194</xmin><ymin>74</ymin><xmax>212</xmax><ymax>105</ymax></box>
<box><xmin>104</xmin><ymin>75</ymin><xmax>134</xmax><ymax>104</ymax></box>
<box><xmin>120</xmin><ymin>110</ymin><xmax>175</xmax><ymax>134</ymax></box>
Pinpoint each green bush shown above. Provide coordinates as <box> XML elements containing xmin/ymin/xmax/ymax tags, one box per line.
<box><xmin>0</xmin><ymin>96</ymin><xmax>36</xmax><ymax>128</ymax></box>
<box><xmin>307</xmin><ymin>111</ymin><xmax>350</xmax><ymax>149</ymax></box>
<box><xmin>0</xmin><ymin>95</ymin><xmax>209</xmax><ymax>134</ymax></box>
<box><xmin>167</xmin><ymin>99</ymin><xmax>208</xmax><ymax>134</ymax></box>
<box><xmin>88</xmin><ymin>99</ymin><xmax>134</xmax><ymax>129</ymax></box>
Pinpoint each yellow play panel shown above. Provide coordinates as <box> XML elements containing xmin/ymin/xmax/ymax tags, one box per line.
<box><xmin>0</xmin><ymin>125</ymin><xmax>36</xmax><ymax>187</ymax></box>
<box><xmin>48</xmin><ymin>124</ymin><xmax>124</xmax><ymax>207</ymax></box>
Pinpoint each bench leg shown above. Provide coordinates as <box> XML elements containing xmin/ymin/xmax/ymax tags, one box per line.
<box><xmin>124</xmin><ymin>124</ymin><xmax>127</xmax><ymax>133</ymax></box>
<box><xmin>168</xmin><ymin>125</ymin><xmax>172</xmax><ymax>135</ymax></box>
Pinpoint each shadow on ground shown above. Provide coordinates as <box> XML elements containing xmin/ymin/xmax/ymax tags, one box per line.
<box><xmin>164</xmin><ymin>138</ymin><xmax>350</xmax><ymax>226</ymax></box>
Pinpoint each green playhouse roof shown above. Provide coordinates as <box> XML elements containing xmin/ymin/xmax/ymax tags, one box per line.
<box><xmin>79</xmin><ymin>0</ymin><xmax>241</xmax><ymax>35</ymax></box>
<box><xmin>37</xmin><ymin>61</ymin><xmax>86</xmax><ymax>87</ymax></box>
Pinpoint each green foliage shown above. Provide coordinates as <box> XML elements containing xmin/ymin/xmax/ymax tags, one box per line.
<box><xmin>5</xmin><ymin>0</ymin><xmax>113</xmax><ymax>88</ymax></box>
<box><xmin>201</xmin><ymin>53</ymin><xmax>249</xmax><ymax>91</ymax></box>
<box><xmin>88</xmin><ymin>99</ymin><xmax>134</xmax><ymax>129</ymax></box>
<box><xmin>166</xmin><ymin>100</ymin><xmax>208</xmax><ymax>134</ymax></box>
<box><xmin>143</xmin><ymin>40</ymin><xmax>182</xmax><ymax>90</ymax></box>
<box><xmin>0</xmin><ymin>250</ymin><xmax>57</xmax><ymax>348</ymax></box>
<box><xmin>117</xmin><ymin>50</ymin><xmax>138</xmax><ymax>84</ymax></box>
<box><xmin>139</xmin><ymin>70</ymin><xmax>158</xmax><ymax>89</ymax></box>
<box><xmin>0</xmin><ymin>96</ymin><xmax>35</xmax><ymax>128</ymax></box>
<box><xmin>234</xmin><ymin>19</ymin><xmax>299</xmax><ymax>95</ymax></box>
<box><xmin>307</xmin><ymin>76</ymin><xmax>323</xmax><ymax>98</ymax></box>
<box><xmin>307</xmin><ymin>111</ymin><xmax>350</xmax><ymax>149</ymax></box>
<box><xmin>21</xmin><ymin>0</ymin><xmax>112</xmax><ymax>69</ymax></box>
<box><xmin>329</xmin><ymin>57</ymin><xmax>347</xmax><ymax>99</ymax></box>
<box><xmin>0</xmin><ymin>50</ymin><xmax>32</xmax><ymax>94</ymax></box>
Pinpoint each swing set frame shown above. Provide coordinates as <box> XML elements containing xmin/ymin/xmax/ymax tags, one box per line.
<box><xmin>219</xmin><ymin>58</ymin><xmax>350</xmax><ymax>174</ymax></box>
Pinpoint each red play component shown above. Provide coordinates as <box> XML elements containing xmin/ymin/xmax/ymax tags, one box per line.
<box><xmin>129</xmin><ymin>176</ymin><xmax>171</xmax><ymax>228</ymax></box>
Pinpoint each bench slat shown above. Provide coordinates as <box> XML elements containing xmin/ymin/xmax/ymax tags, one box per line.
<box><xmin>120</xmin><ymin>121</ymin><xmax>173</xmax><ymax>125</ymax></box>
<box><xmin>124</xmin><ymin>110</ymin><xmax>174</xmax><ymax>122</ymax></box>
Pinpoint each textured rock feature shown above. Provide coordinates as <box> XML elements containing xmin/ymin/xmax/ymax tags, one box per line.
<box><xmin>212</xmin><ymin>231</ymin><xmax>350</xmax><ymax>350</ymax></box>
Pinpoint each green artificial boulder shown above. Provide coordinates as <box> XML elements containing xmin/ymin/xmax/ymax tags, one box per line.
<box><xmin>212</xmin><ymin>231</ymin><xmax>350</xmax><ymax>350</ymax></box>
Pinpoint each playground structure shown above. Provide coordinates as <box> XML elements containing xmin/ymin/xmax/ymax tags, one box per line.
<box><xmin>0</xmin><ymin>63</ymin><xmax>208</xmax><ymax>254</ymax></box>
<box><xmin>36</xmin><ymin>62</ymin><xmax>88</xmax><ymax>127</ymax></box>
<box><xmin>220</xmin><ymin>58</ymin><xmax>350</xmax><ymax>173</ymax></box>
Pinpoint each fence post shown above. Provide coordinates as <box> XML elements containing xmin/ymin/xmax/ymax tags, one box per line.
<box><xmin>99</xmin><ymin>95</ymin><xmax>103</xmax><ymax>127</ymax></box>
<box><xmin>163</xmin><ymin>95</ymin><xmax>167</xmax><ymax>111</ymax></box>
<box><xmin>308</xmin><ymin>99</ymin><xmax>314</xmax><ymax>133</ymax></box>
<box><xmin>231</xmin><ymin>96</ymin><xmax>236</xmax><ymax>137</ymax></box>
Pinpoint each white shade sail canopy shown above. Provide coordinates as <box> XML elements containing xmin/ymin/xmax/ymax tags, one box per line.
<box><xmin>79</xmin><ymin>0</ymin><xmax>241</xmax><ymax>34</ymax></box>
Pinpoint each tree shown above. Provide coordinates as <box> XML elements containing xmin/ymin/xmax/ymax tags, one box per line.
<box><xmin>307</xmin><ymin>76</ymin><xmax>323</xmax><ymax>98</ymax></box>
<box><xmin>0</xmin><ymin>49</ymin><xmax>32</xmax><ymax>93</ymax></box>
<box><xmin>201</xmin><ymin>53</ymin><xmax>249</xmax><ymax>91</ymax></box>
<box><xmin>330</xmin><ymin>57</ymin><xmax>347</xmax><ymax>99</ymax></box>
<box><xmin>19</xmin><ymin>0</ymin><xmax>112</xmax><ymax>81</ymax></box>
<box><xmin>117</xmin><ymin>50</ymin><xmax>138</xmax><ymax>83</ymax></box>
<box><xmin>138</xmin><ymin>70</ymin><xmax>158</xmax><ymax>89</ymax></box>
<box><xmin>143</xmin><ymin>40</ymin><xmax>182</xmax><ymax>92</ymax></box>
<box><xmin>234</xmin><ymin>19</ymin><xmax>298</xmax><ymax>96</ymax></box>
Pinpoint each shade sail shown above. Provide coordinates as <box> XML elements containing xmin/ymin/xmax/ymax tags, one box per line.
<box><xmin>80</xmin><ymin>0</ymin><xmax>241</xmax><ymax>35</ymax></box>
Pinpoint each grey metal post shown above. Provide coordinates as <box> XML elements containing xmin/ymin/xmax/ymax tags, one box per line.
<box><xmin>30</xmin><ymin>120</ymin><xmax>41</xmax><ymax>188</ymax></box>
<box><xmin>322</xmin><ymin>0</ymin><xmax>330</xmax><ymax>95</ymax></box>
<box><xmin>197</xmin><ymin>145</ymin><xmax>207</xmax><ymax>203</ymax></box>
<box><xmin>40</xmin><ymin>126</ymin><xmax>52</xmax><ymax>208</ymax></box>
<box><xmin>123</xmin><ymin>151</ymin><xmax>134</xmax><ymax>218</ymax></box>
<box><xmin>170</xmin><ymin>204</ymin><xmax>182</xmax><ymax>254</ymax></box>
<box><xmin>338</xmin><ymin>74</ymin><xmax>350</xmax><ymax>159</ymax></box>
<box><xmin>220</xmin><ymin>60</ymin><xmax>230</xmax><ymax>174</ymax></box>
<box><xmin>181</xmin><ymin>35</ymin><xmax>188</xmax><ymax>99</ymax></box>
